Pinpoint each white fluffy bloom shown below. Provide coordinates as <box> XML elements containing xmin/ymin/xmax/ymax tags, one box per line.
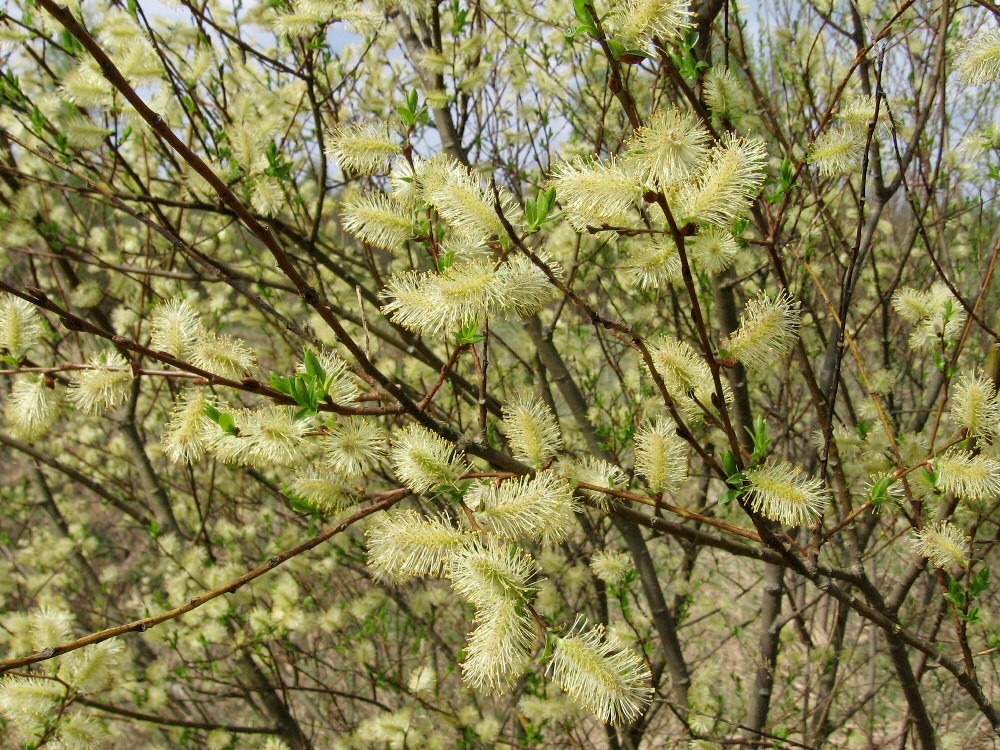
<box><xmin>950</xmin><ymin>371</ymin><xmax>1000</xmax><ymax>437</ymax></box>
<box><xmin>677</xmin><ymin>135</ymin><xmax>768</xmax><ymax>226</ymax></box>
<box><xmin>0</xmin><ymin>294</ymin><xmax>42</xmax><ymax>359</ymax></box>
<box><xmin>625</xmin><ymin>108</ymin><xmax>710</xmax><ymax>188</ymax></box>
<box><xmin>647</xmin><ymin>335</ymin><xmax>728</xmax><ymax>418</ymax></box>
<box><xmin>0</xmin><ymin>676</ymin><xmax>64</xmax><ymax>733</ymax></box>
<box><xmin>326</xmin><ymin>121</ymin><xmax>401</xmax><ymax>175</ymax></box>
<box><xmin>911</xmin><ymin>521</ymin><xmax>969</xmax><ymax>569</ymax></box>
<box><xmin>809</xmin><ymin>129</ymin><xmax>865</xmax><ymax>177</ymax></box>
<box><xmin>62</xmin><ymin>639</ymin><xmax>124</xmax><ymax>693</ymax></box>
<box><xmin>390</xmin><ymin>424</ymin><xmax>469</xmax><ymax>493</ymax></box>
<box><xmin>251</xmin><ymin>176</ymin><xmax>284</xmax><ymax>217</ymax></box>
<box><xmin>704</xmin><ymin>66</ymin><xmax>752</xmax><ymax>120</ymax></box>
<box><xmin>382</xmin><ymin>255</ymin><xmax>554</xmax><ymax>335</ymax></box>
<box><xmin>502</xmin><ymin>393</ymin><xmax>562</xmax><ymax>468</ymax></box>
<box><xmin>150</xmin><ymin>298</ymin><xmax>204</xmax><ymax>357</ymax></box>
<box><xmin>550</xmin><ymin>157</ymin><xmax>641</xmax><ymax>231</ymax></box>
<box><xmin>5</xmin><ymin>375</ymin><xmax>61</xmax><ymax>443</ymax></box>
<box><xmin>624</xmin><ymin>236</ymin><xmax>682</xmax><ymax>288</ymax></box>
<box><xmin>837</xmin><ymin>95</ymin><xmax>880</xmax><ymax>134</ymax></box>
<box><xmin>54</xmin><ymin>713</ymin><xmax>106</xmax><ymax>750</ymax></box>
<box><xmin>745</xmin><ymin>461</ymin><xmax>829</xmax><ymax>527</ymax></box>
<box><xmin>287</xmin><ymin>469</ymin><xmax>355</xmax><ymax>514</ymax></box>
<box><xmin>548</xmin><ymin>617</ymin><xmax>653</xmax><ymax>725</ymax></box>
<box><xmin>935</xmin><ymin>449</ymin><xmax>1000</xmax><ymax>501</ymax></box>
<box><xmin>612</xmin><ymin>0</ymin><xmax>693</xmax><ymax>47</ymax></box>
<box><xmin>634</xmin><ymin>418</ymin><xmax>687</xmax><ymax>492</ymax></box>
<box><xmin>494</xmin><ymin>253</ymin><xmax>560</xmax><ymax>318</ymax></box>
<box><xmin>342</xmin><ymin>192</ymin><xmax>415</xmax><ymax>251</ymax></box>
<box><xmin>325</xmin><ymin>417</ymin><xmax>386</xmax><ymax>477</ymax></box>
<box><xmin>461</xmin><ymin>597</ymin><xmax>537</xmax><ymax>694</ymax></box>
<box><xmin>420</xmin><ymin>159</ymin><xmax>517</xmax><ymax>243</ymax></box>
<box><xmin>892</xmin><ymin>283</ymin><xmax>966</xmax><ymax>351</ymax></box>
<box><xmin>590</xmin><ymin>549</ymin><xmax>634</xmax><ymax>586</ymax></box>
<box><xmin>29</xmin><ymin>606</ymin><xmax>74</xmax><ymax>650</ymax></box>
<box><xmin>724</xmin><ymin>291</ymin><xmax>801</xmax><ymax>371</ymax></box>
<box><xmin>470</xmin><ymin>471</ymin><xmax>577</xmax><ymax>545</ymax></box>
<box><xmin>571</xmin><ymin>456</ymin><xmax>627</xmax><ymax>508</ymax></box>
<box><xmin>162</xmin><ymin>388</ymin><xmax>211</xmax><ymax>464</ymax></box>
<box><xmin>957</xmin><ymin>27</ymin><xmax>1000</xmax><ymax>85</ymax></box>
<box><xmin>59</xmin><ymin>61</ymin><xmax>114</xmax><ymax>106</ymax></box>
<box><xmin>688</xmin><ymin>226</ymin><xmax>738</xmax><ymax>273</ymax></box>
<box><xmin>203</xmin><ymin>406</ymin><xmax>311</xmax><ymax>467</ymax></box>
<box><xmin>448</xmin><ymin>540</ymin><xmax>539</xmax><ymax>609</ymax></box>
<box><xmin>408</xmin><ymin>665</ymin><xmax>437</xmax><ymax>694</ymax></box>
<box><xmin>68</xmin><ymin>350</ymin><xmax>133</xmax><ymax>415</ymax></box>
<box><xmin>381</xmin><ymin>260</ymin><xmax>502</xmax><ymax>335</ymax></box>
<box><xmin>366</xmin><ymin>509</ymin><xmax>471</xmax><ymax>582</ymax></box>
<box><xmin>189</xmin><ymin>332</ymin><xmax>256</xmax><ymax>380</ymax></box>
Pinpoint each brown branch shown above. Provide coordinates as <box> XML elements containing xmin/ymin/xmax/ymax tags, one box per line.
<box><xmin>0</xmin><ymin>490</ymin><xmax>406</xmax><ymax>675</ymax></box>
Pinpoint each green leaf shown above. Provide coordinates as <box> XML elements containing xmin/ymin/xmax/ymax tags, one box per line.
<box><xmin>971</xmin><ymin>566</ymin><xmax>991</xmax><ymax>599</ymax></box>
<box><xmin>456</xmin><ymin>320</ymin><xmax>484</xmax><ymax>345</ymax></box>
<box><xmin>304</xmin><ymin>348</ymin><xmax>326</xmax><ymax>382</ymax></box>
<box><xmin>868</xmin><ymin>475</ymin><xmax>896</xmax><ymax>506</ymax></box>
<box><xmin>945</xmin><ymin>578</ymin><xmax>965</xmax><ymax>608</ymax></box>
<box><xmin>291</xmin><ymin>377</ymin><xmax>311</xmax><ymax>407</ymax></box>
<box><xmin>525</xmin><ymin>187</ymin><xmax>559</xmax><ymax>233</ymax></box>
<box><xmin>437</xmin><ymin>250</ymin><xmax>456</xmax><ymax>271</ymax></box>
<box><xmin>607</xmin><ymin>39</ymin><xmax>626</xmax><ymax>60</ymax></box>
<box><xmin>204</xmin><ymin>404</ymin><xmax>222</xmax><ymax>423</ymax></box>
<box><xmin>719</xmin><ymin>487</ymin><xmax>743</xmax><ymax>505</ymax></box>
<box><xmin>397</xmin><ymin>105</ymin><xmax>415</xmax><ymax>127</ymax></box>
<box><xmin>722</xmin><ymin>449</ymin><xmax>739</xmax><ymax>480</ymax></box>
<box><xmin>748</xmin><ymin>414</ymin><xmax>770</xmax><ymax>463</ymax></box>
<box><xmin>571</xmin><ymin>0</ymin><xmax>598</xmax><ymax>33</ymax></box>
<box><xmin>525</xmin><ymin>199</ymin><xmax>537</xmax><ymax>226</ymax></box>
<box><xmin>219</xmin><ymin>412</ymin><xmax>238</xmax><ymax>435</ymax></box>
<box><xmin>270</xmin><ymin>373</ymin><xmax>293</xmax><ymax>396</ymax></box>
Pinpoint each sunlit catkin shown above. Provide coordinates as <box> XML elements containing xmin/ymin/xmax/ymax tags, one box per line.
<box><xmin>471</xmin><ymin>472</ymin><xmax>577</xmax><ymax>545</ymax></box>
<box><xmin>0</xmin><ymin>294</ymin><xmax>42</xmax><ymax>359</ymax></box>
<box><xmin>502</xmin><ymin>393</ymin><xmax>562</xmax><ymax>468</ymax></box>
<box><xmin>911</xmin><ymin>521</ymin><xmax>970</xmax><ymax>569</ymax></box>
<box><xmin>461</xmin><ymin>598</ymin><xmax>537</xmax><ymax>694</ymax></box>
<box><xmin>150</xmin><ymin>298</ymin><xmax>203</xmax><ymax>358</ymax></box>
<box><xmin>341</xmin><ymin>192</ymin><xmax>415</xmax><ymax>251</ymax></box>
<box><xmin>68</xmin><ymin>350</ymin><xmax>133</xmax><ymax>415</ymax></box>
<box><xmin>624</xmin><ymin>107</ymin><xmax>710</xmax><ymax>189</ymax></box>
<box><xmin>935</xmin><ymin>449</ymin><xmax>1000</xmax><ymax>501</ymax></box>
<box><xmin>5</xmin><ymin>375</ymin><xmax>61</xmax><ymax>443</ymax></box>
<box><xmin>957</xmin><ymin>27</ymin><xmax>1000</xmax><ymax>85</ymax></box>
<box><xmin>366</xmin><ymin>509</ymin><xmax>471</xmax><ymax>582</ymax></box>
<box><xmin>613</xmin><ymin>0</ymin><xmax>693</xmax><ymax>48</ymax></box>
<box><xmin>724</xmin><ymin>291</ymin><xmax>801</xmax><ymax>371</ymax></box>
<box><xmin>745</xmin><ymin>461</ymin><xmax>829</xmax><ymax>527</ymax></box>
<box><xmin>326</xmin><ymin>121</ymin><xmax>400</xmax><ymax>175</ymax></box>
<box><xmin>950</xmin><ymin>371</ymin><xmax>1000</xmax><ymax>438</ymax></box>
<box><xmin>677</xmin><ymin>135</ymin><xmax>768</xmax><ymax>226</ymax></box>
<box><xmin>447</xmin><ymin>540</ymin><xmax>539</xmax><ymax>609</ymax></box>
<box><xmin>390</xmin><ymin>424</ymin><xmax>469</xmax><ymax>493</ymax></box>
<box><xmin>634</xmin><ymin>418</ymin><xmax>687</xmax><ymax>492</ymax></box>
<box><xmin>548</xmin><ymin>617</ymin><xmax>653</xmax><ymax>725</ymax></box>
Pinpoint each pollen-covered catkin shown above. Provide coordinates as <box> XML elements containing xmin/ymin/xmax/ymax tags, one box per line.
<box><xmin>502</xmin><ymin>393</ymin><xmax>562</xmax><ymax>468</ymax></box>
<box><xmin>745</xmin><ymin>461</ymin><xmax>829</xmax><ymax>527</ymax></box>
<box><xmin>548</xmin><ymin>616</ymin><xmax>653</xmax><ymax>725</ymax></box>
